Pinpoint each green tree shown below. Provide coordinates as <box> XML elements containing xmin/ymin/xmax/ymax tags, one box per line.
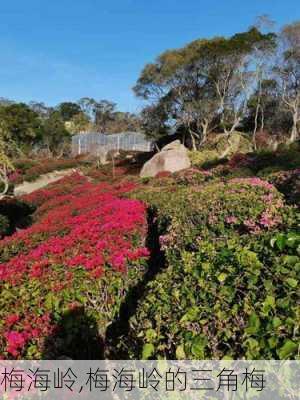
<box><xmin>101</xmin><ymin>111</ymin><xmax>141</xmax><ymax>133</ymax></box>
<box><xmin>274</xmin><ymin>21</ymin><xmax>300</xmax><ymax>143</ymax></box>
<box><xmin>0</xmin><ymin>122</ymin><xmax>15</xmax><ymax>196</ymax></box>
<box><xmin>94</xmin><ymin>100</ymin><xmax>116</xmax><ymax>133</ymax></box>
<box><xmin>140</xmin><ymin>103</ymin><xmax>170</xmax><ymax>141</ymax></box>
<box><xmin>77</xmin><ymin>98</ymin><xmax>118</xmax><ymax>133</ymax></box>
<box><xmin>77</xmin><ymin>97</ymin><xmax>96</xmax><ymax>120</ymax></box>
<box><xmin>57</xmin><ymin>102</ymin><xmax>82</xmax><ymax>122</ymax></box>
<box><xmin>244</xmin><ymin>79</ymin><xmax>292</xmax><ymax>141</ymax></box>
<box><xmin>28</xmin><ymin>101</ymin><xmax>52</xmax><ymax>118</ymax></box>
<box><xmin>42</xmin><ymin>111</ymin><xmax>71</xmax><ymax>156</ymax></box>
<box><xmin>135</xmin><ymin>28</ymin><xmax>275</xmax><ymax>148</ymax></box>
<box><xmin>67</xmin><ymin>112</ymin><xmax>92</xmax><ymax>134</ymax></box>
<box><xmin>0</xmin><ymin>103</ymin><xmax>42</xmax><ymax>147</ymax></box>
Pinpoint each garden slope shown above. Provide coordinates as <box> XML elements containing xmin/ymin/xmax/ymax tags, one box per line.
<box><xmin>0</xmin><ymin>150</ymin><xmax>299</xmax><ymax>360</ymax></box>
<box><xmin>123</xmin><ymin>169</ymin><xmax>300</xmax><ymax>360</ymax></box>
<box><xmin>0</xmin><ymin>173</ymin><xmax>150</xmax><ymax>359</ymax></box>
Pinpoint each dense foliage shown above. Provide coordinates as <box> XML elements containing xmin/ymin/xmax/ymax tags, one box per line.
<box><xmin>0</xmin><ymin>97</ymin><xmax>142</xmax><ymax>167</ymax></box>
<box><xmin>0</xmin><ymin>197</ymin><xmax>35</xmax><ymax>238</ymax></box>
<box><xmin>136</xmin><ymin>21</ymin><xmax>300</xmax><ymax>147</ymax></box>
<box><xmin>0</xmin><ymin>173</ymin><xmax>149</xmax><ymax>358</ymax></box>
<box><xmin>122</xmin><ymin>169</ymin><xmax>299</xmax><ymax>360</ymax></box>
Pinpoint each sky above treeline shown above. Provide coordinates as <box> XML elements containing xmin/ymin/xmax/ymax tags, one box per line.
<box><xmin>0</xmin><ymin>0</ymin><xmax>299</xmax><ymax>113</ymax></box>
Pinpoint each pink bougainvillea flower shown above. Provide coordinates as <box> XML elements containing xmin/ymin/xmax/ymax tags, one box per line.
<box><xmin>0</xmin><ymin>173</ymin><xmax>150</xmax><ymax>359</ymax></box>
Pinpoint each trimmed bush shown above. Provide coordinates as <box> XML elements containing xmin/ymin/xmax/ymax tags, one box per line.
<box><xmin>124</xmin><ymin>177</ymin><xmax>299</xmax><ymax>359</ymax></box>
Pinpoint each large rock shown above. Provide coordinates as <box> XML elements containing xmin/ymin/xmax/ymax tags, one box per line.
<box><xmin>140</xmin><ymin>140</ymin><xmax>191</xmax><ymax>177</ymax></box>
<box><xmin>161</xmin><ymin>139</ymin><xmax>182</xmax><ymax>151</ymax></box>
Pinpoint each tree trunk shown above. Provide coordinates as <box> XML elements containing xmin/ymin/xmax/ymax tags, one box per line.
<box><xmin>190</xmin><ymin>132</ymin><xmax>197</xmax><ymax>151</ymax></box>
<box><xmin>289</xmin><ymin>112</ymin><xmax>299</xmax><ymax>143</ymax></box>
<box><xmin>230</xmin><ymin>116</ymin><xmax>241</xmax><ymax>135</ymax></box>
<box><xmin>261</xmin><ymin>108</ymin><xmax>265</xmax><ymax>132</ymax></box>
<box><xmin>289</xmin><ymin>124</ymin><xmax>299</xmax><ymax>143</ymax></box>
<box><xmin>253</xmin><ymin>104</ymin><xmax>261</xmax><ymax>151</ymax></box>
<box><xmin>187</xmin><ymin>126</ymin><xmax>198</xmax><ymax>150</ymax></box>
<box><xmin>0</xmin><ymin>173</ymin><xmax>9</xmax><ymax>197</ymax></box>
<box><xmin>200</xmin><ymin>119</ymin><xmax>209</xmax><ymax>146</ymax></box>
<box><xmin>253</xmin><ymin>112</ymin><xmax>259</xmax><ymax>151</ymax></box>
<box><xmin>154</xmin><ymin>143</ymin><xmax>160</xmax><ymax>152</ymax></box>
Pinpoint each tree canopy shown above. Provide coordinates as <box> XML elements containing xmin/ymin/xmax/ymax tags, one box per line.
<box><xmin>134</xmin><ymin>23</ymin><xmax>300</xmax><ymax>147</ymax></box>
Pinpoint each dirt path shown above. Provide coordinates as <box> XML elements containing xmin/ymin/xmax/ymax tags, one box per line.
<box><xmin>14</xmin><ymin>169</ymin><xmax>77</xmax><ymax>196</ymax></box>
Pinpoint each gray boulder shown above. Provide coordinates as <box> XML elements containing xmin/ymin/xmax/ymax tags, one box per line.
<box><xmin>140</xmin><ymin>140</ymin><xmax>191</xmax><ymax>177</ymax></box>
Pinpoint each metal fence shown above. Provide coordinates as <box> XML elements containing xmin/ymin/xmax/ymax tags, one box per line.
<box><xmin>72</xmin><ymin>132</ymin><xmax>153</xmax><ymax>156</ymax></box>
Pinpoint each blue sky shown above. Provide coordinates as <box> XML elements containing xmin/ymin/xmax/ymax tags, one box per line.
<box><xmin>0</xmin><ymin>0</ymin><xmax>299</xmax><ymax>113</ymax></box>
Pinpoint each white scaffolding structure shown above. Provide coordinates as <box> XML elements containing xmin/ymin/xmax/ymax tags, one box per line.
<box><xmin>72</xmin><ymin>132</ymin><xmax>153</xmax><ymax>155</ymax></box>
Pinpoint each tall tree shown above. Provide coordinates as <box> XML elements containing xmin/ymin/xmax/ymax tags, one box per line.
<box><xmin>94</xmin><ymin>100</ymin><xmax>116</xmax><ymax>133</ymax></box>
<box><xmin>244</xmin><ymin>79</ymin><xmax>292</xmax><ymax>139</ymax></box>
<box><xmin>134</xmin><ymin>28</ymin><xmax>275</xmax><ymax>148</ymax></box>
<box><xmin>57</xmin><ymin>102</ymin><xmax>81</xmax><ymax>122</ymax></box>
<box><xmin>140</xmin><ymin>102</ymin><xmax>169</xmax><ymax>141</ymax></box>
<box><xmin>77</xmin><ymin>97</ymin><xmax>97</xmax><ymax>120</ymax></box>
<box><xmin>0</xmin><ymin>103</ymin><xmax>42</xmax><ymax>147</ymax></box>
<box><xmin>77</xmin><ymin>98</ymin><xmax>117</xmax><ymax>133</ymax></box>
<box><xmin>274</xmin><ymin>21</ymin><xmax>300</xmax><ymax>142</ymax></box>
<box><xmin>67</xmin><ymin>112</ymin><xmax>92</xmax><ymax>134</ymax></box>
<box><xmin>42</xmin><ymin>111</ymin><xmax>71</xmax><ymax>156</ymax></box>
<box><xmin>0</xmin><ymin>122</ymin><xmax>15</xmax><ymax>196</ymax></box>
<box><xmin>28</xmin><ymin>101</ymin><xmax>52</xmax><ymax>119</ymax></box>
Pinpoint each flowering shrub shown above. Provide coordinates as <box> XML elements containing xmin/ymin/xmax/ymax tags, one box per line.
<box><xmin>228</xmin><ymin>153</ymin><xmax>253</xmax><ymax>168</ymax></box>
<box><xmin>0</xmin><ymin>173</ymin><xmax>149</xmax><ymax>358</ymax></box>
<box><xmin>7</xmin><ymin>169</ymin><xmax>22</xmax><ymax>184</ymax></box>
<box><xmin>11</xmin><ymin>158</ymin><xmax>85</xmax><ymax>184</ymax></box>
<box><xmin>133</xmin><ymin>177</ymin><xmax>287</xmax><ymax>249</ymax></box>
<box><xmin>266</xmin><ymin>168</ymin><xmax>300</xmax><ymax>206</ymax></box>
<box><xmin>124</xmin><ymin>176</ymin><xmax>299</xmax><ymax>359</ymax></box>
<box><xmin>172</xmin><ymin>168</ymin><xmax>213</xmax><ymax>186</ymax></box>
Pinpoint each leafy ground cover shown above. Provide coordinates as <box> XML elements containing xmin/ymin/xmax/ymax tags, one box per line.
<box><xmin>0</xmin><ymin>147</ymin><xmax>299</xmax><ymax>360</ymax></box>
<box><xmin>0</xmin><ymin>173</ymin><xmax>149</xmax><ymax>359</ymax></box>
<box><xmin>121</xmin><ymin>155</ymin><xmax>300</xmax><ymax>359</ymax></box>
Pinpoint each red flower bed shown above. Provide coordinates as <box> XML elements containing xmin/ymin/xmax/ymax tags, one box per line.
<box><xmin>0</xmin><ymin>173</ymin><xmax>149</xmax><ymax>358</ymax></box>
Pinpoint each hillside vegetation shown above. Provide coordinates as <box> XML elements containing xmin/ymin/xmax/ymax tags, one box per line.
<box><xmin>0</xmin><ymin>145</ymin><xmax>298</xmax><ymax>359</ymax></box>
<box><xmin>0</xmin><ymin>173</ymin><xmax>149</xmax><ymax>358</ymax></box>
<box><xmin>124</xmin><ymin>153</ymin><xmax>299</xmax><ymax>359</ymax></box>
<box><xmin>0</xmin><ymin>19</ymin><xmax>299</xmax><ymax>360</ymax></box>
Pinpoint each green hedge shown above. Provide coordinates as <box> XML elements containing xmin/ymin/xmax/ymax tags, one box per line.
<box><xmin>123</xmin><ymin>177</ymin><xmax>299</xmax><ymax>359</ymax></box>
